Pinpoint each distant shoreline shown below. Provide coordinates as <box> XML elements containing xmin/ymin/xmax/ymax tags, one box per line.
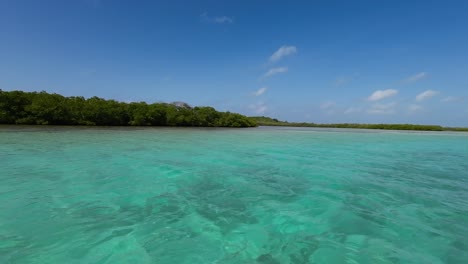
<box><xmin>1</xmin><ymin>124</ymin><xmax>467</xmax><ymax>133</ymax></box>
<box><xmin>249</xmin><ymin>116</ymin><xmax>468</xmax><ymax>132</ymax></box>
<box><xmin>2</xmin><ymin>90</ymin><xmax>466</xmax><ymax>132</ymax></box>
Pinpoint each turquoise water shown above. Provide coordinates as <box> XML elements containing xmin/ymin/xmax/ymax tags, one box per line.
<box><xmin>1</xmin><ymin>126</ymin><xmax>468</xmax><ymax>263</ymax></box>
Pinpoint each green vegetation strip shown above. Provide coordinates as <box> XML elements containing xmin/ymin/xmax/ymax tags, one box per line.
<box><xmin>0</xmin><ymin>90</ymin><xmax>256</xmax><ymax>127</ymax></box>
<box><xmin>249</xmin><ymin>116</ymin><xmax>468</xmax><ymax>132</ymax></box>
<box><xmin>1</xmin><ymin>90</ymin><xmax>466</xmax><ymax>131</ymax></box>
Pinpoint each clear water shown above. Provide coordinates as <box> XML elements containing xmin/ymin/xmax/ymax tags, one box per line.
<box><xmin>1</xmin><ymin>126</ymin><xmax>468</xmax><ymax>264</ymax></box>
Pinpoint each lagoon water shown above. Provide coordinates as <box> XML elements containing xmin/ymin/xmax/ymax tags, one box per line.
<box><xmin>1</xmin><ymin>126</ymin><xmax>468</xmax><ymax>263</ymax></box>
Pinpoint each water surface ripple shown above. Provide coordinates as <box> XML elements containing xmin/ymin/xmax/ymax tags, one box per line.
<box><xmin>1</xmin><ymin>126</ymin><xmax>468</xmax><ymax>263</ymax></box>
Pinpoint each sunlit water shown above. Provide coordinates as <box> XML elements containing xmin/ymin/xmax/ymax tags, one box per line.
<box><xmin>1</xmin><ymin>126</ymin><xmax>468</xmax><ymax>263</ymax></box>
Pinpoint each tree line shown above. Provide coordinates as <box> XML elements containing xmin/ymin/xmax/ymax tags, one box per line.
<box><xmin>249</xmin><ymin>116</ymin><xmax>463</xmax><ymax>131</ymax></box>
<box><xmin>0</xmin><ymin>90</ymin><xmax>256</xmax><ymax>127</ymax></box>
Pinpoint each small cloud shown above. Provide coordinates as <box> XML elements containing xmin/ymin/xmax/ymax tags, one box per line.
<box><xmin>269</xmin><ymin>45</ymin><xmax>297</xmax><ymax>62</ymax></box>
<box><xmin>333</xmin><ymin>76</ymin><xmax>349</xmax><ymax>86</ymax></box>
<box><xmin>408</xmin><ymin>104</ymin><xmax>423</xmax><ymax>113</ymax></box>
<box><xmin>320</xmin><ymin>101</ymin><xmax>336</xmax><ymax>114</ymax></box>
<box><xmin>262</xmin><ymin>67</ymin><xmax>288</xmax><ymax>79</ymax></box>
<box><xmin>368</xmin><ymin>102</ymin><xmax>397</xmax><ymax>115</ymax></box>
<box><xmin>403</xmin><ymin>72</ymin><xmax>428</xmax><ymax>83</ymax></box>
<box><xmin>253</xmin><ymin>87</ymin><xmax>268</xmax><ymax>96</ymax></box>
<box><xmin>416</xmin><ymin>90</ymin><xmax>438</xmax><ymax>102</ymax></box>
<box><xmin>344</xmin><ymin>107</ymin><xmax>362</xmax><ymax>114</ymax></box>
<box><xmin>332</xmin><ymin>73</ymin><xmax>359</xmax><ymax>87</ymax></box>
<box><xmin>79</xmin><ymin>69</ymin><xmax>97</xmax><ymax>77</ymax></box>
<box><xmin>161</xmin><ymin>75</ymin><xmax>172</xmax><ymax>81</ymax></box>
<box><xmin>320</xmin><ymin>101</ymin><xmax>336</xmax><ymax>110</ymax></box>
<box><xmin>200</xmin><ymin>13</ymin><xmax>234</xmax><ymax>24</ymax></box>
<box><xmin>441</xmin><ymin>96</ymin><xmax>461</xmax><ymax>103</ymax></box>
<box><xmin>213</xmin><ymin>16</ymin><xmax>234</xmax><ymax>24</ymax></box>
<box><xmin>368</xmin><ymin>89</ymin><xmax>398</xmax><ymax>101</ymax></box>
<box><xmin>249</xmin><ymin>101</ymin><xmax>268</xmax><ymax>114</ymax></box>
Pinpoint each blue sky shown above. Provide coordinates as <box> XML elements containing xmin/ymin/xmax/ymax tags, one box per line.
<box><xmin>1</xmin><ymin>0</ymin><xmax>467</xmax><ymax>126</ymax></box>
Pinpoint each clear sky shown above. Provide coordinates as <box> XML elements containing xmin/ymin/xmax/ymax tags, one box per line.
<box><xmin>1</xmin><ymin>0</ymin><xmax>467</xmax><ymax>126</ymax></box>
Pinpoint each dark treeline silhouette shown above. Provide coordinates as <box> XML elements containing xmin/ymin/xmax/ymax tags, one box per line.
<box><xmin>0</xmin><ymin>90</ymin><xmax>256</xmax><ymax>127</ymax></box>
<box><xmin>250</xmin><ymin>116</ymin><xmax>468</xmax><ymax>132</ymax></box>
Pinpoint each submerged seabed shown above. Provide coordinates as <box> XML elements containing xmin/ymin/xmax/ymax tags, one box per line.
<box><xmin>1</xmin><ymin>126</ymin><xmax>468</xmax><ymax>263</ymax></box>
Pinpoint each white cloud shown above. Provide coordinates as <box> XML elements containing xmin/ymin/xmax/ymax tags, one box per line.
<box><xmin>416</xmin><ymin>90</ymin><xmax>438</xmax><ymax>102</ymax></box>
<box><xmin>79</xmin><ymin>69</ymin><xmax>97</xmax><ymax>77</ymax></box>
<box><xmin>253</xmin><ymin>87</ymin><xmax>268</xmax><ymax>96</ymax></box>
<box><xmin>320</xmin><ymin>101</ymin><xmax>336</xmax><ymax>114</ymax></box>
<box><xmin>320</xmin><ymin>101</ymin><xmax>336</xmax><ymax>110</ymax></box>
<box><xmin>213</xmin><ymin>16</ymin><xmax>234</xmax><ymax>24</ymax></box>
<box><xmin>263</xmin><ymin>67</ymin><xmax>288</xmax><ymax>78</ymax></box>
<box><xmin>249</xmin><ymin>102</ymin><xmax>268</xmax><ymax>114</ymax></box>
<box><xmin>441</xmin><ymin>96</ymin><xmax>460</xmax><ymax>103</ymax></box>
<box><xmin>368</xmin><ymin>89</ymin><xmax>398</xmax><ymax>101</ymax></box>
<box><xmin>333</xmin><ymin>76</ymin><xmax>349</xmax><ymax>86</ymax></box>
<box><xmin>368</xmin><ymin>102</ymin><xmax>397</xmax><ymax>115</ymax></box>
<box><xmin>269</xmin><ymin>46</ymin><xmax>297</xmax><ymax>62</ymax></box>
<box><xmin>332</xmin><ymin>73</ymin><xmax>359</xmax><ymax>87</ymax></box>
<box><xmin>404</xmin><ymin>72</ymin><xmax>428</xmax><ymax>83</ymax></box>
<box><xmin>161</xmin><ymin>75</ymin><xmax>172</xmax><ymax>81</ymax></box>
<box><xmin>408</xmin><ymin>104</ymin><xmax>423</xmax><ymax>112</ymax></box>
<box><xmin>344</xmin><ymin>107</ymin><xmax>362</xmax><ymax>114</ymax></box>
<box><xmin>200</xmin><ymin>13</ymin><xmax>234</xmax><ymax>24</ymax></box>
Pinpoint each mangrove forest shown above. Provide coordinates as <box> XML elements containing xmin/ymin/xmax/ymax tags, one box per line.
<box><xmin>0</xmin><ymin>90</ymin><xmax>256</xmax><ymax>127</ymax></box>
<box><xmin>249</xmin><ymin>116</ymin><xmax>468</xmax><ymax>132</ymax></box>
